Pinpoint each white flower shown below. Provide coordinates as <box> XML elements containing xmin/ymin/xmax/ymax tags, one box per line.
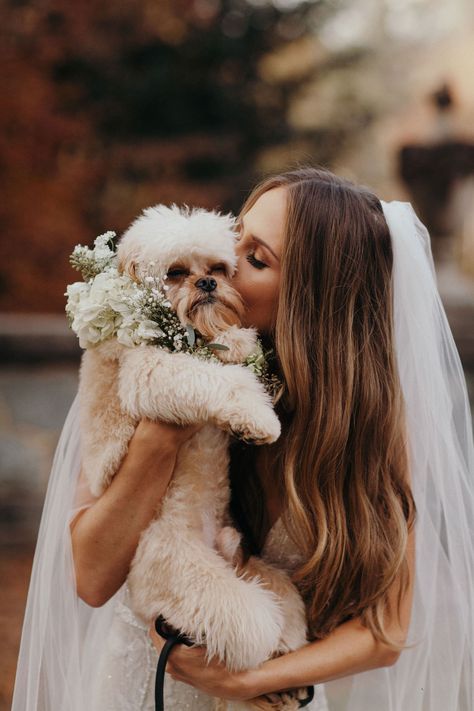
<box><xmin>65</xmin><ymin>281</ymin><xmax>89</xmax><ymax>306</ymax></box>
<box><xmin>136</xmin><ymin>320</ymin><xmax>164</xmax><ymax>341</ymax></box>
<box><xmin>116</xmin><ymin>323</ymin><xmax>138</xmax><ymax>347</ymax></box>
<box><xmin>93</xmin><ymin>231</ymin><xmax>115</xmax><ymax>254</ymax></box>
<box><xmin>65</xmin><ymin>269</ymin><xmax>133</xmax><ymax>348</ymax></box>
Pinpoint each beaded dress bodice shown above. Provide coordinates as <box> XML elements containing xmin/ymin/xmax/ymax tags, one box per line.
<box><xmin>91</xmin><ymin>517</ymin><xmax>329</xmax><ymax>711</ymax></box>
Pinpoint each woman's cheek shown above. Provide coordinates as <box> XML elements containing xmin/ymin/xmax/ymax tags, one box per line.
<box><xmin>250</xmin><ymin>280</ymin><xmax>280</xmax><ymax>333</ymax></box>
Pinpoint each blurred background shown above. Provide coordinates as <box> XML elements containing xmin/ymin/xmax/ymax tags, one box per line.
<box><xmin>1</xmin><ymin>0</ymin><xmax>473</xmax><ymax>708</ymax></box>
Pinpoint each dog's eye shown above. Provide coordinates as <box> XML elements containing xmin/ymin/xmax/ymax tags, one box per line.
<box><xmin>167</xmin><ymin>268</ymin><xmax>189</xmax><ymax>278</ymax></box>
<box><xmin>211</xmin><ymin>264</ymin><xmax>227</xmax><ymax>274</ymax></box>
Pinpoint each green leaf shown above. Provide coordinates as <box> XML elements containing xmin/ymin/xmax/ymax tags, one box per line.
<box><xmin>207</xmin><ymin>343</ymin><xmax>230</xmax><ymax>351</ymax></box>
<box><xmin>185</xmin><ymin>324</ymin><xmax>196</xmax><ymax>347</ymax></box>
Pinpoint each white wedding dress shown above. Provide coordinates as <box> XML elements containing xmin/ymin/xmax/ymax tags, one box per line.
<box><xmin>90</xmin><ymin>514</ymin><xmax>330</xmax><ymax>711</ymax></box>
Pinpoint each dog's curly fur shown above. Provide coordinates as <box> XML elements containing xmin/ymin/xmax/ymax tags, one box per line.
<box><xmin>78</xmin><ymin>204</ymin><xmax>310</xmax><ymax>710</ymax></box>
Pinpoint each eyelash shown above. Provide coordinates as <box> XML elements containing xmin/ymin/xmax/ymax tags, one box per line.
<box><xmin>246</xmin><ymin>251</ymin><xmax>268</xmax><ymax>270</ymax></box>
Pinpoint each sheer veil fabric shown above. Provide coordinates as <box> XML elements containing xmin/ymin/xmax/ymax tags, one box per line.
<box><xmin>11</xmin><ymin>200</ymin><xmax>474</xmax><ymax>710</ymax></box>
<box><xmin>10</xmin><ymin>393</ymin><xmax>121</xmax><ymax>710</ymax></box>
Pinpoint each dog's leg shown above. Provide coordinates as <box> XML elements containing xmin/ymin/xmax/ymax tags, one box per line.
<box><xmin>117</xmin><ymin>345</ymin><xmax>281</xmax><ymax>444</ymax></box>
<box><xmin>78</xmin><ymin>342</ymin><xmax>137</xmax><ymax>497</ymax></box>
<box><xmin>215</xmin><ymin>528</ymin><xmax>311</xmax><ymax>711</ymax></box>
<box><xmin>216</xmin><ymin>529</ymin><xmax>309</xmax><ymax>654</ymax></box>
<box><xmin>127</xmin><ymin>516</ymin><xmax>285</xmax><ymax>673</ymax></box>
<box><xmin>225</xmin><ymin>687</ymin><xmax>312</xmax><ymax>711</ymax></box>
<box><xmin>226</xmin><ymin>694</ymin><xmax>304</xmax><ymax>711</ymax></box>
<box><xmin>244</xmin><ymin>688</ymin><xmax>313</xmax><ymax>711</ymax></box>
<box><xmin>236</xmin><ymin>556</ymin><xmax>308</xmax><ymax>656</ymax></box>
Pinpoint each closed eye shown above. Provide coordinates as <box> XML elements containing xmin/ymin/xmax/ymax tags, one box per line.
<box><xmin>167</xmin><ymin>268</ymin><xmax>189</xmax><ymax>278</ymax></box>
<box><xmin>211</xmin><ymin>264</ymin><xmax>227</xmax><ymax>274</ymax></box>
<box><xmin>246</xmin><ymin>251</ymin><xmax>268</xmax><ymax>270</ymax></box>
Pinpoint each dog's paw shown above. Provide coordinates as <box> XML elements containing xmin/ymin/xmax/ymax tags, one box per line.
<box><xmin>208</xmin><ymin>326</ymin><xmax>259</xmax><ymax>364</ymax></box>
<box><xmin>201</xmin><ymin>581</ymin><xmax>284</xmax><ymax>672</ymax></box>
<box><xmin>215</xmin><ymin>526</ymin><xmax>243</xmax><ymax>566</ymax></box>
<box><xmin>274</xmin><ymin>624</ymin><xmax>308</xmax><ymax>657</ymax></box>
<box><xmin>227</xmin><ymin>405</ymin><xmax>281</xmax><ymax>445</ymax></box>
<box><xmin>271</xmin><ymin>593</ymin><xmax>308</xmax><ymax>656</ymax></box>
<box><xmin>246</xmin><ymin>689</ymin><xmax>305</xmax><ymax>710</ymax></box>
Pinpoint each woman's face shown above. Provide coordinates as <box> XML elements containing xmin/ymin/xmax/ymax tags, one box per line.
<box><xmin>231</xmin><ymin>186</ymin><xmax>287</xmax><ymax>335</ymax></box>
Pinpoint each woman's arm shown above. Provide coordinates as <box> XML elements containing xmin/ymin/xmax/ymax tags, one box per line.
<box><xmin>244</xmin><ymin>522</ymin><xmax>416</xmax><ymax>696</ymax></box>
<box><xmin>70</xmin><ymin>419</ymin><xmax>201</xmax><ymax>607</ymax></box>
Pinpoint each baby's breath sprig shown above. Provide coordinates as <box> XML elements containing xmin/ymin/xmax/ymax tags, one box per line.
<box><xmin>136</xmin><ymin>274</ymin><xmax>189</xmax><ymax>351</ymax></box>
<box><xmin>69</xmin><ymin>231</ymin><xmax>118</xmax><ymax>281</ymax></box>
<box><xmin>244</xmin><ymin>343</ymin><xmax>283</xmax><ymax>400</ymax></box>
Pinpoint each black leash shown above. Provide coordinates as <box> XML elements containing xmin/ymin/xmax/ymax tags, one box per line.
<box><xmin>154</xmin><ymin>614</ymin><xmax>315</xmax><ymax>710</ymax></box>
<box><xmin>154</xmin><ymin>615</ymin><xmax>194</xmax><ymax>711</ymax></box>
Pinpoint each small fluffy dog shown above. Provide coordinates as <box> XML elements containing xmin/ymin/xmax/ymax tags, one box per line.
<box><xmin>78</xmin><ymin>204</ymin><xmax>310</xmax><ymax>710</ymax></box>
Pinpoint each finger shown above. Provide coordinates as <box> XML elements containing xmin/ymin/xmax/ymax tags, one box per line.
<box><xmin>148</xmin><ymin>626</ymin><xmax>192</xmax><ymax>668</ymax></box>
<box><xmin>164</xmin><ymin>643</ymin><xmax>202</xmax><ymax>670</ymax></box>
<box><xmin>148</xmin><ymin>625</ymin><xmax>166</xmax><ymax>652</ymax></box>
<box><xmin>167</xmin><ymin>667</ymin><xmax>185</xmax><ymax>682</ymax></box>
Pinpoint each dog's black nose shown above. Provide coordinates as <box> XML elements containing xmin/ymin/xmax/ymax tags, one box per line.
<box><xmin>195</xmin><ymin>277</ymin><xmax>217</xmax><ymax>292</ymax></box>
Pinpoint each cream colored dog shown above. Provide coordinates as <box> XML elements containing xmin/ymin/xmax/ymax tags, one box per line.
<box><xmin>78</xmin><ymin>204</ymin><xmax>310</xmax><ymax>710</ymax></box>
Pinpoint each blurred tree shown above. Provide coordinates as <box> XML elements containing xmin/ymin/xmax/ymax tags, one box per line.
<box><xmin>0</xmin><ymin>0</ymin><xmax>357</xmax><ymax>311</ymax></box>
<box><xmin>50</xmin><ymin>1</ymin><xmax>325</xmax><ymax>140</ymax></box>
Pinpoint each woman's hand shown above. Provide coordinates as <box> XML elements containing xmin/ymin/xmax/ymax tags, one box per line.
<box><xmin>148</xmin><ymin>623</ymin><xmax>253</xmax><ymax>702</ymax></box>
<box><xmin>134</xmin><ymin>417</ymin><xmax>205</xmax><ymax>457</ymax></box>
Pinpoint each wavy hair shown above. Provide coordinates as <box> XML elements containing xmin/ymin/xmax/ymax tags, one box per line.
<box><xmin>228</xmin><ymin>166</ymin><xmax>416</xmax><ymax>651</ymax></box>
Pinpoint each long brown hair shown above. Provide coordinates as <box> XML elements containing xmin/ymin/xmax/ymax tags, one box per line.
<box><xmin>228</xmin><ymin>166</ymin><xmax>416</xmax><ymax>651</ymax></box>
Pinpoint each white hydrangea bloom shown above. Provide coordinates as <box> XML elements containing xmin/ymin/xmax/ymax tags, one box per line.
<box><xmin>136</xmin><ymin>320</ymin><xmax>165</xmax><ymax>341</ymax></box>
<box><xmin>65</xmin><ymin>281</ymin><xmax>89</xmax><ymax>306</ymax></box>
<box><xmin>116</xmin><ymin>320</ymin><xmax>139</xmax><ymax>348</ymax></box>
<box><xmin>65</xmin><ymin>267</ymin><xmax>145</xmax><ymax>349</ymax></box>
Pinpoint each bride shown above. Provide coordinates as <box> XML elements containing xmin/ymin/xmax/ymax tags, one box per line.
<box><xmin>11</xmin><ymin>166</ymin><xmax>474</xmax><ymax>710</ymax></box>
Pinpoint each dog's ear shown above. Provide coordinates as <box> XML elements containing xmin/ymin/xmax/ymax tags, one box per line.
<box><xmin>117</xmin><ymin>256</ymin><xmax>140</xmax><ymax>283</ymax></box>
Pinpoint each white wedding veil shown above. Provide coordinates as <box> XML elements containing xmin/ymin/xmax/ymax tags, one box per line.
<box><xmin>11</xmin><ymin>200</ymin><xmax>474</xmax><ymax>711</ymax></box>
<box><xmin>10</xmin><ymin>392</ymin><xmax>123</xmax><ymax>710</ymax></box>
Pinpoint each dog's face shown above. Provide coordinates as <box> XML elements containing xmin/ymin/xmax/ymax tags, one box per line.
<box><xmin>117</xmin><ymin>204</ymin><xmax>246</xmax><ymax>339</ymax></box>
<box><xmin>163</xmin><ymin>253</ymin><xmax>245</xmax><ymax>339</ymax></box>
